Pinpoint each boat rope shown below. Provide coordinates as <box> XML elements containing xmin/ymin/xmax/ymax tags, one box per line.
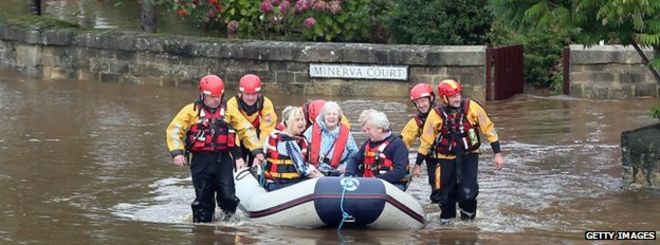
<box><xmin>337</xmin><ymin>176</ymin><xmax>355</xmax><ymax>231</ymax></box>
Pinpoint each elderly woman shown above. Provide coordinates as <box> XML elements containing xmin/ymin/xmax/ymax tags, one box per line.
<box><xmin>345</xmin><ymin>110</ymin><xmax>410</xmax><ymax>191</ymax></box>
<box><xmin>303</xmin><ymin>101</ymin><xmax>358</xmax><ymax>176</ymax></box>
<box><xmin>263</xmin><ymin>106</ymin><xmax>322</xmax><ymax>191</ymax></box>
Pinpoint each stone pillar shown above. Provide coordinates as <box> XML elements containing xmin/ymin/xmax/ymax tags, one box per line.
<box><xmin>621</xmin><ymin>123</ymin><xmax>660</xmax><ymax>190</ymax></box>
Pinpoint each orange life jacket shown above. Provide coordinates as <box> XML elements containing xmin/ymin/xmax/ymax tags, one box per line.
<box><xmin>433</xmin><ymin>98</ymin><xmax>481</xmax><ymax>155</ymax></box>
<box><xmin>308</xmin><ymin>123</ymin><xmax>350</xmax><ymax>168</ymax></box>
<box><xmin>264</xmin><ymin>132</ymin><xmax>309</xmax><ymax>181</ymax></box>
<box><xmin>361</xmin><ymin>139</ymin><xmax>394</xmax><ymax>177</ymax></box>
<box><xmin>186</xmin><ymin>103</ymin><xmax>236</xmax><ymax>152</ymax></box>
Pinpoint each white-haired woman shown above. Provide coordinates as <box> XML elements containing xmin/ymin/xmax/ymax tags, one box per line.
<box><xmin>345</xmin><ymin>110</ymin><xmax>410</xmax><ymax>191</ymax></box>
<box><xmin>262</xmin><ymin>106</ymin><xmax>322</xmax><ymax>191</ymax></box>
<box><xmin>303</xmin><ymin>101</ymin><xmax>358</xmax><ymax>176</ymax></box>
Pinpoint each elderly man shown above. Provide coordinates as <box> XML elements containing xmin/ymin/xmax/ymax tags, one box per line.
<box><xmin>344</xmin><ymin>110</ymin><xmax>410</xmax><ymax>191</ymax></box>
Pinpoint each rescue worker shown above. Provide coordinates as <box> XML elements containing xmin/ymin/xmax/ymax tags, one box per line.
<box><xmin>303</xmin><ymin>101</ymin><xmax>359</xmax><ymax>176</ymax></box>
<box><xmin>166</xmin><ymin>75</ymin><xmax>244</xmax><ymax>223</ymax></box>
<box><xmin>400</xmin><ymin>83</ymin><xmax>437</xmax><ymax>201</ymax></box>
<box><xmin>417</xmin><ymin>79</ymin><xmax>505</xmax><ymax>225</ymax></box>
<box><xmin>345</xmin><ymin>110</ymin><xmax>410</xmax><ymax>191</ymax></box>
<box><xmin>263</xmin><ymin>106</ymin><xmax>323</xmax><ymax>191</ymax></box>
<box><xmin>226</xmin><ymin>74</ymin><xmax>277</xmax><ymax>168</ymax></box>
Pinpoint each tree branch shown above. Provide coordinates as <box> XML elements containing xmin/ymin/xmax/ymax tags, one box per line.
<box><xmin>631</xmin><ymin>39</ymin><xmax>660</xmax><ymax>86</ymax></box>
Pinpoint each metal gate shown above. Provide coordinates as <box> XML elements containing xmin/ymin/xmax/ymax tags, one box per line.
<box><xmin>485</xmin><ymin>45</ymin><xmax>524</xmax><ymax>101</ymax></box>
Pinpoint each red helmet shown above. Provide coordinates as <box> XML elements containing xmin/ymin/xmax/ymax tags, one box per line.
<box><xmin>437</xmin><ymin>79</ymin><xmax>463</xmax><ymax>97</ymax></box>
<box><xmin>409</xmin><ymin>83</ymin><xmax>435</xmax><ymax>101</ymax></box>
<box><xmin>199</xmin><ymin>75</ymin><xmax>224</xmax><ymax>96</ymax></box>
<box><xmin>303</xmin><ymin>99</ymin><xmax>326</xmax><ymax>124</ymax></box>
<box><xmin>239</xmin><ymin>74</ymin><xmax>262</xmax><ymax>93</ymax></box>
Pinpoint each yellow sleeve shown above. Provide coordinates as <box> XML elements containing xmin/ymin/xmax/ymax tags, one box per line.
<box><xmin>468</xmin><ymin>100</ymin><xmax>499</xmax><ymax>143</ymax></box>
<box><xmin>258</xmin><ymin>97</ymin><xmax>277</xmax><ymax>146</ymax></box>
<box><xmin>226</xmin><ymin>97</ymin><xmax>261</xmax><ymax>151</ymax></box>
<box><xmin>418</xmin><ymin>109</ymin><xmax>443</xmax><ymax>156</ymax></box>
<box><xmin>400</xmin><ymin>117</ymin><xmax>420</xmax><ymax>149</ymax></box>
<box><xmin>165</xmin><ymin>103</ymin><xmax>196</xmax><ymax>156</ymax></box>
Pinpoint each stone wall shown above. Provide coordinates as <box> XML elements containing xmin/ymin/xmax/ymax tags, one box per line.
<box><xmin>0</xmin><ymin>21</ymin><xmax>487</xmax><ymax>100</ymax></box>
<box><xmin>570</xmin><ymin>44</ymin><xmax>659</xmax><ymax>99</ymax></box>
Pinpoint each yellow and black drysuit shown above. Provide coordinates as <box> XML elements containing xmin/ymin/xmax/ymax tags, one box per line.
<box><xmin>226</xmin><ymin>94</ymin><xmax>277</xmax><ymax>163</ymax></box>
<box><xmin>400</xmin><ymin>109</ymin><xmax>437</xmax><ymax>192</ymax></box>
<box><xmin>166</xmin><ymin>101</ymin><xmax>242</xmax><ymax>223</ymax></box>
<box><xmin>417</xmin><ymin>98</ymin><xmax>501</xmax><ymax>220</ymax></box>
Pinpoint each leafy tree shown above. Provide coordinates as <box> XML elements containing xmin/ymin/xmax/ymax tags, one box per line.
<box><xmin>489</xmin><ymin>0</ymin><xmax>660</xmax><ymax>84</ymax></box>
<box><xmin>389</xmin><ymin>0</ymin><xmax>492</xmax><ymax>45</ymax></box>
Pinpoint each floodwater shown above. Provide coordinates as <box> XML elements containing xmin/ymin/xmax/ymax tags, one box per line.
<box><xmin>1</xmin><ymin>1</ymin><xmax>660</xmax><ymax>243</ymax></box>
<box><xmin>0</xmin><ymin>0</ymin><xmax>216</xmax><ymax>37</ymax></box>
<box><xmin>0</xmin><ymin>68</ymin><xmax>658</xmax><ymax>244</ymax></box>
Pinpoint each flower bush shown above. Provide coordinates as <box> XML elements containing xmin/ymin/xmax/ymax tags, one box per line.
<box><xmin>157</xmin><ymin>0</ymin><xmax>389</xmax><ymax>42</ymax></box>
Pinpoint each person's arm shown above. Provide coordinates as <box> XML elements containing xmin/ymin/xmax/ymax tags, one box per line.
<box><xmin>282</xmin><ymin>139</ymin><xmax>318</xmax><ymax>177</ymax></box>
<box><xmin>400</xmin><ymin>118</ymin><xmax>419</xmax><ymax>149</ymax></box>
<box><xmin>401</xmin><ymin>117</ymin><xmax>422</xmax><ymax>177</ymax></box>
<box><xmin>344</xmin><ymin>143</ymin><xmax>365</xmax><ymax>177</ymax></box>
<box><xmin>469</xmin><ymin>100</ymin><xmax>504</xmax><ymax>170</ymax></box>
<box><xmin>166</xmin><ymin>103</ymin><xmax>194</xmax><ymax>167</ymax></box>
<box><xmin>417</xmin><ymin>109</ymin><xmax>442</xmax><ymax>156</ymax></box>
<box><xmin>342</xmin><ymin>133</ymin><xmax>359</xmax><ymax>163</ymax></box>
<box><xmin>226</xmin><ymin>97</ymin><xmax>261</xmax><ymax>152</ymax></box>
<box><xmin>226</xmin><ymin>121</ymin><xmax>246</xmax><ymax>170</ymax></box>
<box><xmin>376</xmin><ymin>138</ymin><xmax>408</xmax><ymax>182</ymax></box>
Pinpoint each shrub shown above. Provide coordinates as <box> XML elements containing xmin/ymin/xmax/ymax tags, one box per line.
<box><xmin>488</xmin><ymin>20</ymin><xmax>570</xmax><ymax>90</ymax></box>
<box><xmin>388</xmin><ymin>0</ymin><xmax>492</xmax><ymax>45</ymax></box>
<box><xmin>155</xmin><ymin>0</ymin><xmax>392</xmax><ymax>42</ymax></box>
<box><xmin>651</xmin><ymin>105</ymin><xmax>660</xmax><ymax>120</ymax></box>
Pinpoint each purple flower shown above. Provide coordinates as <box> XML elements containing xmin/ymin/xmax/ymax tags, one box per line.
<box><xmin>312</xmin><ymin>0</ymin><xmax>328</xmax><ymax>12</ymax></box>
<box><xmin>303</xmin><ymin>17</ymin><xmax>316</xmax><ymax>29</ymax></box>
<box><xmin>227</xmin><ymin>20</ymin><xmax>238</xmax><ymax>33</ymax></box>
<box><xmin>208</xmin><ymin>8</ymin><xmax>217</xmax><ymax>18</ymax></box>
<box><xmin>280</xmin><ymin>0</ymin><xmax>290</xmax><ymax>14</ymax></box>
<box><xmin>329</xmin><ymin>0</ymin><xmax>342</xmax><ymax>15</ymax></box>
<box><xmin>272</xmin><ymin>0</ymin><xmax>281</xmax><ymax>5</ymax></box>
<box><xmin>260</xmin><ymin>0</ymin><xmax>274</xmax><ymax>13</ymax></box>
<box><xmin>295</xmin><ymin>0</ymin><xmax>314</xmax><ymax>13</ymax></box>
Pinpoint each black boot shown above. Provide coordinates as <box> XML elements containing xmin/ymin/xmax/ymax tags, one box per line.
<box><xmin>191</xmin><ymin>200</ymin><xmax>214</xmax><ymax>223</ymax></box>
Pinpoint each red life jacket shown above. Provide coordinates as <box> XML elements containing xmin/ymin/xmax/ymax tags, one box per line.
<box><xmin>308</xmin><ymin>123</ymin><xmax>350</xmax><ymax>168</ymax></box>
<box><xmin>264</xmin><ymin>132</ymin><xmax>309</xmax><ymax>181</ymax></box>
<box><xmin>433</xmin><ymin>98</ymin><xmax>481</xmax><ymax>155</ymax></box>
<box><xmin>186</xmin><ymin>103</ymin><xmax>236</xmax><ymax>152</ymax></box>
<box><xmin>361</xmin><ymin>139</ymin><xmax>394</xmax><ymax>178</ymax></box>
<box><xmin>235</xmin><ymin>94</ymin><xmax>264</xmax><ymax>129</ymax></box>
<box><xmin>275</xmin><ymin>122</ymin><xmax>285</xmax><ymax>131</ymax></box>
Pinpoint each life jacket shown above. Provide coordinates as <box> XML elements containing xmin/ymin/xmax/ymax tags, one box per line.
<box><xmin>235</xmin><ymin>94</ymin><xmax>264</xmax><ymax>130</ymax></box>
<box><xmin>275</xmin><ymin>122</ymin><xmax>286</xmax><ymax>131</ymax></box>
<box><xmin>433</xmin><ymin>98</ymin><xmax>481</xmax><ymax>155</ymax></box>
<box><xmin>412</xmin><ymin>111</ymin><xmax>427</xmax><ymax>135</ymax></box>
<box><xmin>359</xmin><ymin>137</ymin><xmax>411</xmax><ymax>185</ymax></box>
<box><xmin>264</xmin><ymin>132</ymin><xmax>309</xmax><ymax>181</ymax></box>
<box><xmin>308</xmin><ymin>123</ymin><xmax>350</xmax><ymax>168</ymax></box>
<box><xmin>186</xmin><ymin>102</ymin><xmax>236</xmax><ymax>152</ymax></box>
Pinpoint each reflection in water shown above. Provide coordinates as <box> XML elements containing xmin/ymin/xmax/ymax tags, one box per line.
<box><xmin>0</xmin><ymin>0</ymin><xmax>219</xmax><ymax>37</ymax></box>
<box><xmin>0</xmin><ymin>68</ymin><xmax>658</xmax><ymax>244</ymax></box>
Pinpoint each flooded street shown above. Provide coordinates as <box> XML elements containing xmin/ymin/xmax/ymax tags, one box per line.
<box><xmin>0</xmin><ymin>68</ymin><xmax>658</xmax><ymax>244</ymax></box>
